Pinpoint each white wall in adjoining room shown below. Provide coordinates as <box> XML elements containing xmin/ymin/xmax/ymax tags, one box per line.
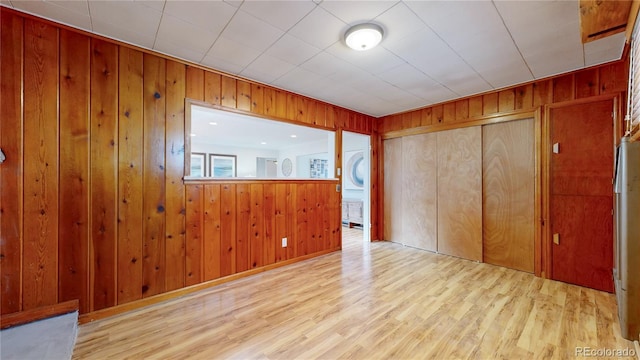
<box><xmin>192</xmin><ymin>142</ymin><xmax>278</xmax><ymax>178</ymax></box>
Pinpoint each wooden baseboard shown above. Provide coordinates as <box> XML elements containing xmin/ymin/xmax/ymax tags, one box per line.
<box><xmin>79</xmin><ymin>248</ymin><xmax>339</xmax><ymax>324</ymax></box>
<box><xmin>0</xmin><ymin>300</ymin><xmax>79</xmax><ymax>330</ymax></box>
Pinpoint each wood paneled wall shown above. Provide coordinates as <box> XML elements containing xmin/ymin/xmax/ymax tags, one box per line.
<box><xmin>379</xmin><ymin>60</ymin><xmax>628</xmax><ymax>136</ymax></box>
<box><xmin>0</xmin><ymin>9</ymin><xmax>372</xmax><ymax>316</ymax></box>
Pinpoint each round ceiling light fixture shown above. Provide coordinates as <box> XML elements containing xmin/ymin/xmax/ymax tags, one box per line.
<box><xmin>344</xmin><ymin>23</ymin><xmax>383</xmax><ymax>51</ymax></box>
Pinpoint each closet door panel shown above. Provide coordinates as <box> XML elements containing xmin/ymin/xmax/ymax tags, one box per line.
<box><xmin>383</xmin><ymin>138</ymin><xmax>403</xmax><ymax>241</ymax></box>
<box><xmin>437</xmin><ymin>127</ymin><xmax>483</xmax><ymax>261</ymax></box>
<box><xmin>401</xmin><ymin>133</ymin><xmax>437</xmax><ymax>251</ymax></box>
<box><xmin>483</xmin><ymin>119</ymin><xmax>535</xmax><ymax>272</ymax></box>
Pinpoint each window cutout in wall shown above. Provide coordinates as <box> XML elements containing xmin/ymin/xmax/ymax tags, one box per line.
<box><xmin>187</xmin><ymin>102</ymin><xmax>336</xmax><ymax>179</ymax></box>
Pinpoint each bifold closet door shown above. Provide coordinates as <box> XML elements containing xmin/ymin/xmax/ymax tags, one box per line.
<box><xmin>483</xmin><ymin>119</ymin><xmax>535</xmax><ymax>273</ymax></box>
<box><xmin>383</xmin><ymin>138</ymin><xmax>403</xmax><ymax>242</ymax></box>
<box><xmin>401</xmin><ymin>133</ymin><xmax>437</xmax><ymax>251</ymax></box>
<box><xmin>437</xmin><ymin>127</ymin><xmax>482</xmax><ymax>261</ymax></box>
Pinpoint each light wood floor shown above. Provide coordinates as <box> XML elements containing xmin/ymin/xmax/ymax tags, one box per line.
<box><xmin>73</xmin><ymin>228</ymin><xmax>636</xmax><ymax>359</ymax></box>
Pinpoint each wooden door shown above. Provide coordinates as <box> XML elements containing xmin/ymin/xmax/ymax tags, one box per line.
<box><xmin>550</xmin><ymin>99</ymin><xmax>614</xmax><ymax>292</ymax></box>
<box><xmin>383</xmin><ymin>138</ymin><xmax>403</xmax><ymax>242</ymax></box>
<box><xmin>402</xmin><ymin>133</ymin><xmax>437</xmax><ymax>251</ymax></box>
<box><xmin>483</xmin><ymin>119</ymin><xmax>535</xmax><ymax>273</ymax></box>
<box><xmin>437</xmin><ymin>127</ymin><xmax>483</xmax><ymax>261</ymax></box>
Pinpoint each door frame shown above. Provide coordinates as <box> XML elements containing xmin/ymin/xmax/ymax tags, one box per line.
<box><xmin>542</xmin><ymin>93</ymin><xmax>622</xmax><ymax>279</ymax></box>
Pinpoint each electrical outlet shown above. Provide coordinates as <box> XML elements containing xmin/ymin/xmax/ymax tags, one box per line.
<box><xmin>282</xmin><ymin>237</ymin><xmax>287</xmax><ymax>247</ymax></box>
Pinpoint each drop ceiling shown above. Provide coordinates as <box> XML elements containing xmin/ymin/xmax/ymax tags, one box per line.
<box><xmin>0</xmin><ymin>0</ymin><xmax>629</xmax><ymax>117</ymax></box>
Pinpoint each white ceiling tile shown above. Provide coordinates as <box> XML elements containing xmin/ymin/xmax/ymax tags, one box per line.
<box><xmin>221</xmin><ymin>11</ymin><xmax>284</xmax><ymax>53</ymax></box>
<box><xmin>240</xmin><ymin>54</ymin><xmax>296</xmax><ymax>84</ymax></box>
<box><xmin>265</xmin><ymin>34</ymin><xmax>321</xmax><ymax>66</ymax></box>
<box><xmin>202</xmin><ymin>36</ymin><xmax>261</xmax><ymax>73</ymax></box>
<box><xmin>135</xmin><ymin>0</ymin><xmax>165</xmax><ymax>12</ymax></box>
<box><xmin>11</xmin><ymin>0</ymin><xmax>91</xmax><ymax>31</ymax></box>
<box><xmin>320</xmin><ymin>0</ymin><xmax>396</xmax><ymax>25</ymax></box>
<box><xmin>0</xmin><ymin>1</ymin><xmax>13</xmax><ymax>7</ymax></box>
<box><xmin>200</xmin><ymin>56</ymin><xmax>245</xmax><ymax>76</ymax></box>
<box><xmin>48</xmin><ymin>1</ymin><xmax>89</xmax><ymax>15</ymax></box>
<box><xmin>89</xmin><ymin>1</ymin><xmax>162</xmax><ymax>39</ymax></box>
<box><xmin>92</xmin><ymin>18</ymin><xmax>156</xmax><ymax>49</ymax></box>
<box><xmin>299</xmin><ymin>51</ymin><xmax>348</xmax><ymax>77</ymax></box>
<box><xmin>584</xmin><ymin>32</ymin><xmax>625</xmax><ymax>67</ymax></box>
<box><xmin>162</xmin><ymin>1</ymin><xmax>236</xmax><ymax>35</ymax></box>
<box><xmin>288</xmin><ymin>6</ymin><xmax>346</xmax><ymax>49</ymax></box>
<box><xmin>156</xmin><ymin>13</ymin><xmax>218</xmax><ymax>54</ymax></box>
<box><xmin>239</xmin><ymin>1</ymin><xmax>317</xmax><ymax>31</ymax></box>
<box><xmin>223</xmin><ymin>0</ymin><xmax>243</xmax><ymax>8</ymax></box>
<box><xmin>153</xmin><ymin>37</ymin><xmax>206</xmax><ymax>65</ymax></box>
<box><xmin>272</xmin><ymin>67</ymin><xmax>331</xmax><ymax>94</ymax></box>
<box><xmin>374</xmin><ymin>2</ymin><xmax>425</xmax><ymax>44</ymax></box>
<box><xmin>325</xmin><ymin>41</ymin><xmax>404</xmax><ymax>75</ymax></box>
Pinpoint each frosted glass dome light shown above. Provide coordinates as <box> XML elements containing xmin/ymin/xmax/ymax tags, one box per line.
<box><xmin>345</xmin><ymin>23</ymin><xmax>383</xmax><ymax>51</ymax></box>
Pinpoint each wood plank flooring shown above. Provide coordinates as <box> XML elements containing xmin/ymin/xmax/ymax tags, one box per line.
<box><xmin>73</xmin><ymin>228</ymin><xmax>636</xmax><ymax>359</ymax></box>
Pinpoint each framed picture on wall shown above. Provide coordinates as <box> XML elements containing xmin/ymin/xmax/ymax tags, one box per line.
<box><xmin>190</xmin><ymin>152</ymin><xmax>206</xmax><ymax>177</ymax></box>
<box><xmin>210</xmin><ymin>154</ymin><xmax>237</xmax><ymax>177</ymax></box>
<box><xmin>344</xmin><ymin>150</ymin><xmax>365</xmax><ymax>190</ymax></box>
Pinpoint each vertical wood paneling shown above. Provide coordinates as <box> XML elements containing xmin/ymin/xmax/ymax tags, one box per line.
<box><xmin>469</xmin><ymin>96</ymin><xmax>483</xmax><ymax>118</ymax></box>
<box><xmin>599</xmin><ymin>61</ymin><xmax>627</xmax><ymax>94</ymax></box>
<box><xmin>203</xmin><ymin>184</ymin><xmax>221</xmax><ymax>281</ymax></box>
<box><xmin>220</xmin><ymin>184</ymin><xmax>237</xmax><ymax>276</ymax></box>
<box><xmin>237</xmin><ymin>80</ymin><xmax>251</xmax><ymax>112</ymax></box>
<box><xmin>23</xmin><ymin>19</ymin><xmax>59</xmax><ymax>311</ymax></box>
<box><xmin>483</xmin><ymin>93</ymin><xmax>498</xmax><ymax>115</ymax></box>
<box><xmin>185</xmin><ymin>66</ymin><xmax>204</xmax><ymax>101</ymax></box>
<box><xmin>185</xmin><ymin>185</ymin><xmax>203</xmax><ymax>285</ymax></box>
<box><xmin>117</xmin><ymin>47</ymin><xmax>144</xmax><ymax>304</ymax></box>
<box><xmin>483</xmin><ymin>119</ymin><xmax>535</xmax><ymax>273</ymax></box>
<box><xmin>315</xmin><ymin>102</ymin><xmax>327</xmax><ymax>127</ymax></box>
<box><xmin>514</xmin><ymin>85</ymin><xmax>533</xmax><ymax>110</ymax></box>
<box><xmin>58</xmin><ymin>29</ymin><xmax>90</xmax><ymax>313</ymax></box>
<box><xmin>164</xmin><ymin>60</ymin><xmax>186</xmax><ymax>291</ymax></box>
<box><xmin>421</xmin><ymin>108</ymin><xmax>433</xmax><ymax>126</ymax></box>
<box><xmin>306</xmin><ymin>184</ymin><xmax>318</xmax><ymax>254</ymax></box>
<box><xmin>325</xmin><ymin>105</ymin><xmax>336</xmax><ymax>129</ymax></box>
<box><xmin>275</xmin><ymin>90</ymin><xmax>287</xmax><ymax>119</ymax></box>
<box><xmin>274</xmin><ymin>184</ymin><xmax>287</xmax><ymax>262</ymax></box>
<box><xmin>575</xmin><ymin>68</ymin><xmax>599</xmax><ymax>99</ymax></box>
<box><xmin>264</xmin><ymin>88</ymin><xmax>276</xmax><ymax>117</ymax></box>
<box><xmin>221</xmin><ymin>76</ymin><xmax>237</xmax><ymax>109</ymax></box>
<box><xmin>455</xmin><ymin>100</ymin><xmax>469</xmax><ymax>122</ymax></box>
<box><xmin>498</xmin><ymin>89</ymin><xmax>515</xmax><ymax>112</ymax></box>
<box><xmin>251</xmin><ymin>84</ymin><xmax>264</xmax><ymax>115</ymax></box>
<box><xmin>263</xmin><ymin>184</ymin><xmax>276</xmax><ymax>265</ymax></box>
<box><xmin>286</xmin><ymin>184</ymin><xmax>297</xmax><ymax>259</ymax></box>
<box><xmin>204</xmin><ymin>71</ymin><xmax>221</xmax><ymax>106</ymax></box>
<box><xmin>401</xmin><ymin>134</ymin><xmax>437</xmax><ymax>252</ymax></box>
<box><xmin>249</xmin><ymin>184</ymin><xmax>264</xmax><ymax>268</ymax></box>
<box><xmin>553</xmin><ymin>74</ymin><xmax>575</xmax><ymax>103</ymax></box>
<box><xmin>296</xmin><ymin>185</ymin><xmax>308</xmax><ymax>256</ymax></box>
<box><xmin>89</xmin><ymin>39</ymin><xmax>118</xmax><ymax>311</ymax></box>
<box><xmin>437</xmin><ymin>127</ymin><xmax>483</xmax><ymax>262</ymax></box>
<box><xmin>236</xmin><ymin>184</ymin><xmax>250</xmax><ymax>272</ymax></box>
<box><xmin>432</xmin><ymin>105</ymin><xmax>444</xmax><ymax>124</ymax></box>
<box><xmin>287</xmin><ymin>93</ymin><xmax>297</xmax><ymax>121</ymax></box>
<box><xmin>443</xmin><ymin>102</ymin><xmax>456</xmax><ymax>123</ymax></box>
<box><xmin>142</xmin><ymin>54</ymin><xmax>166</xmax><ymax>298</ymax></box>
<box><xmin>0</xmin><ymin>11</ymin><xmax>23</xmax><ymax>315</ymax></box>
<box><xmin>533</xmin><ymin>80</ymin><xmax>552</xmax><ymax>107</ymax></box>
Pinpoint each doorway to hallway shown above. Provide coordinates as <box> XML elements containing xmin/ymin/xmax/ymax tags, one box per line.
<box><xmin>341</xmin><ymin>131</ymin><xmax>371</xmax><ymax>246</ymax></box>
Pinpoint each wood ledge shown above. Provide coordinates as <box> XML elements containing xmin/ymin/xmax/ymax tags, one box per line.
<box><xmin>1</xmin><ymin>300</ymin><xmax>79</xmax><ymax>330</ymax></box>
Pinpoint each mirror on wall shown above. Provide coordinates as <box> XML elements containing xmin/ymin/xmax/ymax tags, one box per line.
<box><xmin>187</xmin><ymin>104</ymin><xmax>336</xmax><ymax>179</ymax></box>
